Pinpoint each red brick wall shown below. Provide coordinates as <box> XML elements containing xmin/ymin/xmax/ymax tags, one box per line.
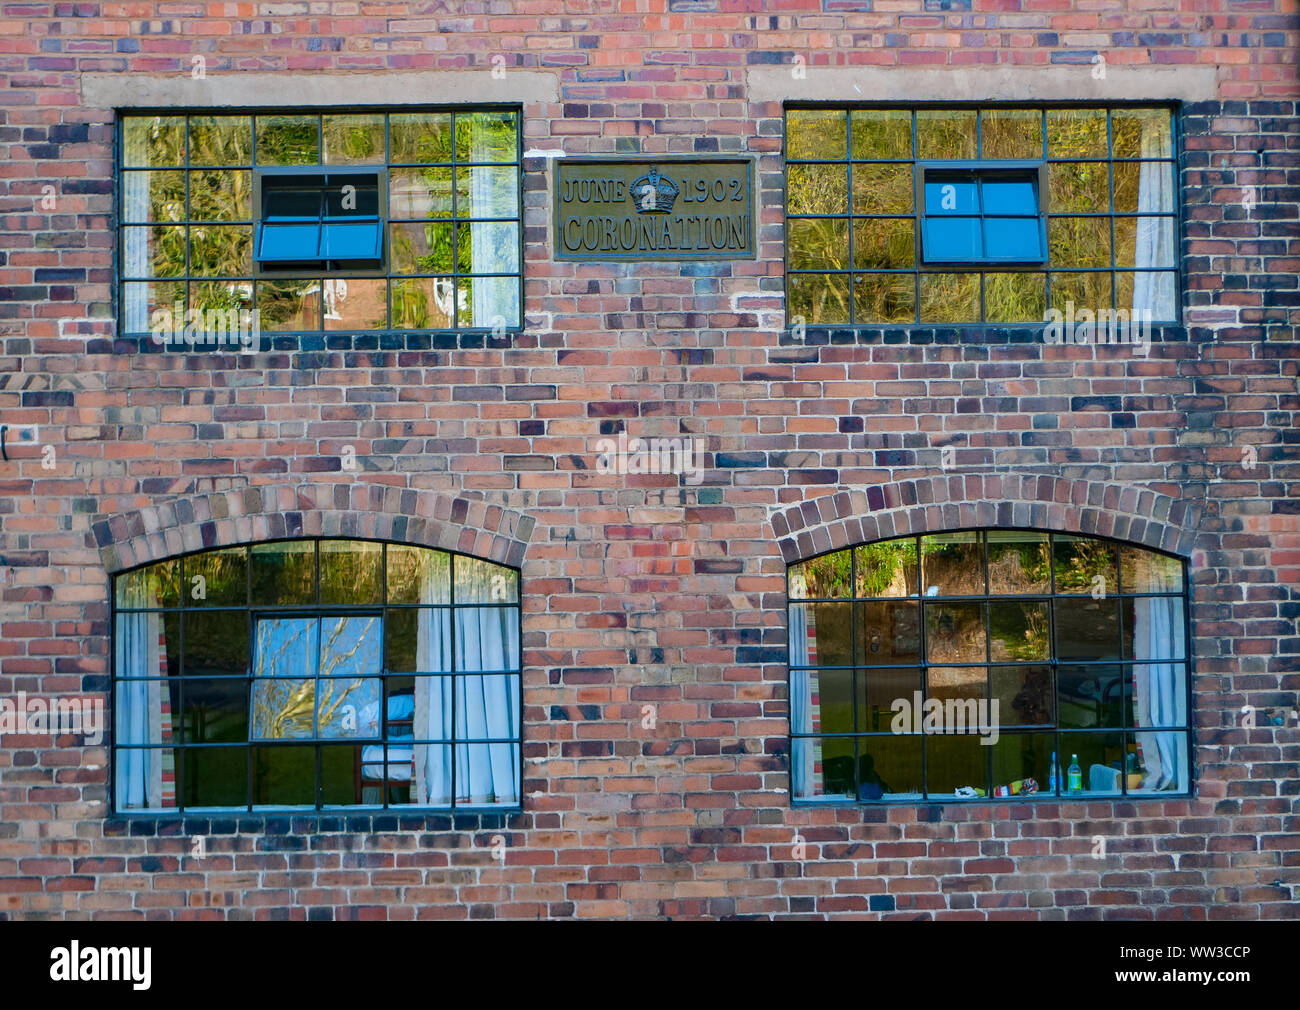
<box><xmin>1</xmin><ymin>3</ymin><xmax>1298</xmax><ymax>919</ymax></box>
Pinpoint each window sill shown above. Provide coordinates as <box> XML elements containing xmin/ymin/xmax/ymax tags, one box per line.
<box><xmin>778</xmin><ymin>324</ymin><xmax>1188</xmax><ymax>348</ymax></box>
<box><xmin>106</xmin><ymin>808</ymin><xmax>524</xmax><ymax>836</ymax></box>
<box><xmin>108</xmin><ymin>329</ymin><xmax>523</xmax><ymax>355</ymax></box>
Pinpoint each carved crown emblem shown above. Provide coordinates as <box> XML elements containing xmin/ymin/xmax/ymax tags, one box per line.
<box><xmin>630</xmin><ymin>167</ymin><xmax>679</xmax><ymax>214</ymax></box>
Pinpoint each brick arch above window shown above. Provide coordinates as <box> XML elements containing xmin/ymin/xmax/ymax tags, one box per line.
<box><xmin>92</xmin><ymin>482</ymin><xmax>535</xmax><ymax>576</ymax></box>
<box><xmin>772</xmin><ymin>475</ymin><xmax>1202</xmax><ymax>567</ymax></box>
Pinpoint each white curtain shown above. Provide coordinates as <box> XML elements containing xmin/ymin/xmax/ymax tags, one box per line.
<box><xmin>1132</xmin><ymin>568</ymin><xmax>1187</xmax><ymax>792</ymax></box>
<box><xmin>414</xmin><ymin>561</ymin><xmax>520</xmax><ymax>806</ymax></box>
<box><xmin>115</xmin><ymin>582</ymin><xmax>172</xmax><ymax>809</ymax></box>
<box><xmin>468</xmin><ymin>116</ymin><xmax>518</xmax><ymax>328</ymax></box>
<box><xmin>1132</xmin><ymin>119</ymin><xmax>1175</xmax><ymax>320</ymax></box>
<box><xmin>122</xmin><ymin>127</ymin><xmax>151</xmax><ymax>334</ymax></box>
<box><xmin>789</xmin><ymin>604</ymin><xmax>816</xmax><ymax>799</ymax></box>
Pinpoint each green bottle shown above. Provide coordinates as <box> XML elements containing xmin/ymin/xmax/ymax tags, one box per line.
<box><xmin>1067</xmin><ymin>754</ymin><xmax>1083</xmax><ymax>793</ymax></box>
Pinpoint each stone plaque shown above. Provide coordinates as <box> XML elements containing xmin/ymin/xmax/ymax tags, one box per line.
<box><xmin>554</xmin><ymin>156</ymin><xmax>755</xmax><ymax>261</ymax></box>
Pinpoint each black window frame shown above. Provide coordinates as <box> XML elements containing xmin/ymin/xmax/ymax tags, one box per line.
<box><xmin>786</xmin><ymin>528</ymin><xmax>1194</xmax><ymax>806</ymax></box>
<box><xmin>109</xmin><ymin>538</ymin><xmax>524</xmax><ymax>816</ymax></box>
<box><xmin>782</xmin><ymin>102</ymin><xmax>1184</xmax><ymax>327</ymax></box>
<box><xmin>114</xmin><ymin>104</ymin><xmax>526</xmax><ymax>341</ymax></box>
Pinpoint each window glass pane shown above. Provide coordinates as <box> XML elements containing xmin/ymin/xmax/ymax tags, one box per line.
<box><xmin>1054</xmin><ymin>535</ymin><xmax>1118</xmax><ymax>595</ymax></box>
<box><xmin>184</xmin><ymin>611</ymin><xmax>248</xmax><ymax>677</ymax></box>
<box><xmin>1117</xmin><ymin>271</ymin><xmax>1176</xmax><ymax>319</ymax></box>
<box><xmin>255</xmin><ymin>115</ymin><xmax>319</xmax><ymax>165</ymax></box>
<box><xmin>980</xmin><ymin>108</ymin><xmax>1041</xmax><ymax>159</ymax></box>
<box><xmin>989</xmin><ymin>601</ymin><xmax>1050</xmax><ymax>662</ymax></box>
<box><xmin>114</xmin><ymin>612</ymin><xmax>179</xmax><ymax>678</ymax></box>
<box><xmin>1112</xmin><ymin>160</ymin><xmax>1174</xmax><ymax>214</ymax></box>
<box><xmin>389</xmin><ymin>167</ymin><xmax>454</xmax><ymax>219</ymax></box>
<box><xmin>462</xmin><ymin>222</ymin><xmax>520</xmax><ymax>274</ymax></box>
<box><xmin>183</xmin><ymin>678</ymin><xmax>249</xmax><ymax>744</ymax></box>
<box><xmin>1058</xmin><ymin>664</ymin><xmax>1124</xmax><ymax>728</ymax></box>
<box><xmin>789</xmin><ymin>551</ymin><xmax>851</xmax><ymax>600</ymax></box>
<box><xmin>860</xmin><ymin>667</ymin><xmax>920</xmax><ymax>732</ymax></box>
<box><xmin>189</xmin><ymin>116</ymin><xmax>252</xmax><ymax>166</ymax></box>
<box><xmin>390</xmin><ymin>112</ymin><xmax>453</xmax><ymax>164</ymax></box>
<box><xmin>921</xmin><ymin>532</ymin><xmax>982</xmax><ymax>595</ymax></box>
<box><xmin>256</xmin><ymin>278</ymin><xmax>321</xmax><ymax>331</ymax></box>
<box><xmin>186</xmin><ymin>546</ymin><xmax>247</xmax><ymax>606</ymax></box>
<box><xmin>924</xmin><ymin>179</ymin><xmax>978</xmax><ymax>215</ymax></box>
<box><xmin>860</xmin><ymin>735</ymin><xmax>923</xmax><ymax>800</ymax></box>
<box><xmin>986</xmin><ymin>532</ymin><xmax>1050</xmax><ymax>594</ymax></box>
<box><xmin>992</xmin><ymin>665</ymin><xmax>1052</xmax><ymax>726</ymax></box>
<box><xmin>1047</xmin><ymin>109</ymin><xmax>1107</xmax><ymax>158</ymax></box>
<box><xmin>459</xmin><ymin>166</ymin><xmax>518</xmax><ymax>218</ymax></box>
<box><xmin>120</xmin><ymin>280</ymin><xmax>186</xmax><ymax>334</ymax></box>
<box><xmin>320</xmin><ymin>744</ymin><xmax>366</xmax><ymax>806</ymax></box>
<box><xmin>1059</xmin><ymin>732</ymin><xmax>1124</xmax><ymax>795</ymax></box>
<box><xmin>321</xmin><ymin>277</ymin><xmax>387</xmax><ymax>330</ymax></box>
<box><xmin>1114</xmin><ymin>216</ymin><xmax>1176</xmax><ymax>269</ymax></box>
<box><xmin>389</xmin><ymin>276</ymin><xmax>456</xmax><ymax>329</ymax></box>
<box><xmin>455</xmin><ymin>557</ymin><xmax>518</xmax><ymax>604</ymax></box>
<box><xmin>853</xmin><ymin>272</ymin><xmax>915</xmax><ymax>324</ymax></box>
<box><xmin>984</xmin><ymin>220</ymin><xmax>1043</xmax><ymax>263</ymax></box>
<box><xmin>925</xmin><ymin>602</ymin><xmax>986</xmax><ymax>664</ymax></box>
<box><xmin>264</xmin><ymin>186</ymin><xmax>320</xmax><ymax>220</ymax></box>
<box><xmin>981</xmin><ymin>179</ymin><xmax>1037</xmax><ymax>215</ymax></box>
<box><xmin>923</xmin><ymin>216</ymin><xmax>980</xmax><ymax>261</ymax></box>
<box><xmin>455</xmin><ymin>110</ymin><xmax>517</xmax><ymax>163</ymax></box>
<box><xmin>1054</xmin><ymin>598</ymin><xmax>1121</xmax><ymax>661</ymax></box>
<box><xmin>1047</xmin><ymin>161</ymin><xmax>1108</xmax><ymax>214</ymax></box>
<box><xmin>318</xmin><ymin>541</ymin><xmax>382</xmax><ymax>604</ymax></box>
<box><xmin>258</xmin><ymin>221</ymin><xmax>321</xmax><ymax>262</ymax></box>
<box><xmin>787</xmin><ymin>109</ymin><xmax>846</xmax><ymax>160</ymax></box>
<box><xmin>252</xmin><ymin>744</ymin><xmax>316</xmax><ymax>806</ymax></box>
<box><xmin>121</xmin><ymin>225</ymin><xmax>186</xmax><ymax>277</ymax></box>
<box><xmin>983</xmin><ymin>271</ymin><xmax>1045</xmax><ymax>323</ymax></box>
<box><xmin>919</xmin><ymin>272</ymin><xmax>978</xmax><ymax>323</ymax></box>
<box><xmin>1049</xmin><ymin>216</ymin><xmax>1111</xmax><ymax>269</ymax></box>
<box><xmin>927</xmin><ymin>665</ymin><xmax>986</xmax><ymax>709</ymax></box>
<box><xmin>190</xmin><ymin>225</ymin><xmax>253</xmax><ymax>276</ymax></box>
<box><xmin>322</xmin><ymin>179</ymin><xmax>380</xmax><ymax>218</ymax></box>
<box><xmin>390</xmin><ymin>221</ymin><xmax>455</xmax><ymax>274</ymax></box>
<box><xmin>850</xmin><ymin>109</ymin><xmax>911</xmax><ymax>160</ymax></box>
<box><xmin>322</xmin><ymin>114</ymin><xmax>384</xmax><ymax>165</ymax></box>
<box><xmin>788</xmin><ymin>273</ymin><xmax>850</xmax><ymax>325</ymax></box>
<box><xmin>853</xmin><ymin>539</ymin><xmax>917</xmax><ymax>597</ymax></box>
<box><xmin>120</xmin><ymin>170</ymin><xmax>185</xmax><ymax>223</ymax></box>
<box><xmin>251</xmin><ymin>542</ymin><xmax>316</xmax><ymax>605</ymax></box>
<box><xmin>123</xmin><ymin>116</ymin><xmax>186</xmax><ymax>166</ymax></box>
<box><xmin>917</xmin><ymin>109</ymin><xmax>976</xmax><ymax>159</ymax></box>
<box><xmin>851</xmin><ymin>163</ymin><xmax>912</xmax><ymax>214</ymax></box>
<box><xmin>1119</xmin><ymin>546</ymin><xmax>1182</xmax><ymax>593</ymax></box>
<box><xmin>320</xmin><ymin>220</ymin><xmax>383</xmax><ymax>260</ymax></box>
<box><xmin>857</xmin><ymin>601</ymin><xmax>921</xmax><ymax>665</ymax></box>
<box><xmin>925</xmin><ymin>734</ymin><xmax>986</xmax><ymax>798</ymax></box>
<box><xmin>384</xmin><ymin>609</ymin><xmax>452</xmax><ymax>674</ymax></box>
<box><xmin>990</xmin><ymin>732</ymin><xmax>1053</xmax><ymax>796</ymax></box>
<box><xmin>1123</xmin><ymin>596</ymin><xmax>1186</xmax><ymax>661</ymax></box>
<box><xmin>115</xmin><ymin>559</ymin><xmax>181</xmax><ymax>609</ymax></box>
<box><xmin>787</xmin><ymin>163</ymin><xmax>848</xmax><ymax>215</ymax></box>
<box><xmin>1050</xmin><ymin>271</ymin><xmax>1113</xmax><ymax>313</ymax></box>
<box><xmin>788</xmin><ymin>217</ymin><xmax>848</xmax><ymax>271</ymax></box>
<box><xmin>317</xmin><ymin>670</ymin><xmax>382</xmax><ymax>739</ymax></box>
<box><xmin>190</xmin><ymin>169</ymin><xmax>253</xmax><ymax>221</ymax></box>
<box><xmin>811</xmin><ymin>736</ymin><xmax>855</xmax><ymax>799</ymax></box>
<box><xmin>811</xmin><ymin>668</ymin><xmax>853</xmax><ymax>734</ymax></box>
<box><xmin>388</xmin><ymin>546</ymin><xmax>451</xmax><ymax>605</ymax></box>
<box><xmin>1111</xmin><ymin>108</ymin><xmax>1173</xmax><ymax>159</ymax></box>
<box><xmin>790</xmin><ymin>602</ymin><xmax>852</xmax><ymax>668</ymax></box>
<box><xmin>182</xmin><ymin>746</ymin><xmax>246</xmax><ymax>809</ymax></box>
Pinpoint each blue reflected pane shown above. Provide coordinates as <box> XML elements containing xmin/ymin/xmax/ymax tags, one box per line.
<box><xmin>320</xmin><ymin>220</ymin><xmax>383</xmax><ymax>260</ymax></box>
<box><xmin>257</xmin><ymin>221</ymin><xmax>321</xmax><ymax>261</ymax></box>
<box><xmin>984</xmin><ymin>217</ymin><xmax>1043</xmax><ymax>261</ymax></box>
<box><xmin>923</xmin><ymin>216</ymin><xmax>981</xmax><ymax>261</ymax></box>
<box><xmin>924</xmin><ymin>180</ymin><xmax>978</xmax><ymax>215</ymax></box>
<box><xmin>982</xmin><ymin>179</ymin><xmax>1038</xmax><ymax>214</ymax></box>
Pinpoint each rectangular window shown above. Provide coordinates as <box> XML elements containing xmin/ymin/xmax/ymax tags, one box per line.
<box><xmin>784</xmin><ymin>106</ymin><xmax>1178</xmax><ymax>325</ymax></box>
<box><xmin>118</xmin><ymin>108</ymin><xmax>523</xmax><ymax>338</ymax></box>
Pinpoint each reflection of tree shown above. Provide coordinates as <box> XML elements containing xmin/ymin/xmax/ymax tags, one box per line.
<box><xmin>253</xmin><ymin>616</ymin><xmax>375</xmax><ymax>739</ymax></box>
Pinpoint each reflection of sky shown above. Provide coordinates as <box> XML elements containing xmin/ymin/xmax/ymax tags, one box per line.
<box><xmin>253</xmin><ymin>617</ymin><xmax>381</xmax><ymax>738</ymax></box>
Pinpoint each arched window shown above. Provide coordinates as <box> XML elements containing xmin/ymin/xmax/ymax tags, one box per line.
<box><xmin>113</xmin><ymin>540</ymin><xmax>522</xmax><ymax>813</ymax></box>
<box><xmin>787</xmin><ymin>530</ymin><xmax>1189</xmax><ymax>803</ymax></box>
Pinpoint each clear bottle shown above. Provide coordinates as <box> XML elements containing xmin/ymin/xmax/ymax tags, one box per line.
<box><xmin>1067</xmin><ymin>754</ymin><xmax>1083</xmax><ymax>793</ymax></box>
<box><xmin>1048</xmin><ymin>751</ymin><xmax>1058</xmax><ymax>793</ymax></box>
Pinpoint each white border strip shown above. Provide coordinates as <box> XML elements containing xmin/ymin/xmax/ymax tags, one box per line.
<box><xmin>748</xmin><ymin>65</ymin><xmax>1219</xmax><ymax>104</ymax></box>
<box><xmin>82</xmin><ymin>70</ymin><xmax>560</xmax><ymax>109</ymax></box>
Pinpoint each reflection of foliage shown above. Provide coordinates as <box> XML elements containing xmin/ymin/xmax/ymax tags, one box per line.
<box><xmin>1055</xmin><ymin>538</ymin><xmax>1114</xmax><ymax>592</ymax></box>
<box><xmin>996</xmin><ymin>606</ymin><xmax>1049</xmax><ymax>661</ymax></box>
<box><xmin>856</xmin><ymin>540</ymin><xmax>916</xmax><ymax>596</ymax></box>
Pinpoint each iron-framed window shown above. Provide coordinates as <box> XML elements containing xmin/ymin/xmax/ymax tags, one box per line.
<box><xmin>117</xmin><ymin>107</ymin><xmax>523</xmax><ymax>339</ymax></box>
<box><xmin>787</xmin><ymin>530</ymin><xmax>1191</xmax><ymax>804</ymax></box>
<box><xmin>784</xmin><ymin>105</ymin><xmax>1179</xmax><ymax>325</ymax></box>
<box><xmin>112</xmin><ymin>539</ymin><xmax>523</xmax><ymax>813</ymax></box>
